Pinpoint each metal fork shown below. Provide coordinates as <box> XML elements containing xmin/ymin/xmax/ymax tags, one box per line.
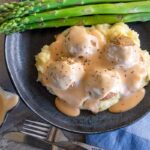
<box><xmin>21</xmin><ymin>119</ymin><xmax>104</xmax><ymax>150</ymax></box>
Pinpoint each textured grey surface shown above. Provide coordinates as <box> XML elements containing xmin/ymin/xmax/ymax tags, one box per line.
<box><xmin>0</xmin><ymin>3</ymin><xmax>35</xmax><ymax>149</ymax></box>
<box><xmin>0</xmin><ymin>1</ymin><xmax>84</xmax><ymax>149</ymax></box>
<box><xmin>0</xmin><ymin>31</ymin><xmax>42</xmax><ymax>150</ymax></box>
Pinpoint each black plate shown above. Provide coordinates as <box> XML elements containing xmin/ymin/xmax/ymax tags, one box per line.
<box><xmin>5</xmin><ymin>22</ymin><xmax>150</xmax><ymax>134</ymax></box>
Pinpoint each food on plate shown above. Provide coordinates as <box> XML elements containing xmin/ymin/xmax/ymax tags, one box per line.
<box><xmin>55</xmin><ymin>97</ymin><xmax>80</xmax><ymax>117</ymax></box>
<box><xmin>109</xmin><ymin>89</ymin><xmax>145</xmax><ymax>113</ymax></box>
<box><xmin>64</xmin><ymin>26</ymin><xmax>99</xmax><ymax>57</ymax></box>
<box><xmin>45</xmin><ymin>58</ymin><xmax>85</xmax><ymax>90</ymax></box>
<box><xmin>1</xmin><ymin>1</ymin><xmax>150</xmax><ymax>34</ymax></box>
<box><xmin>35</xmin><ymin>23</ymin><xmax>150</xmax><ymax>116</ymax></box>
<box><xmin>0</xmin><ymin>87</ymin><xmax>19</xmax><ymax>125</ymax></box>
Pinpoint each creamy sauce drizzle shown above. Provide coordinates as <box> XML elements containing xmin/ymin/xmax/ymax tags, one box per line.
<box><xmin>0</xmin><ymin>89</ymin><xmax>19</xmax><ymax>125</ymax></box>
<box><xmin>38</xmin><ymin>25</ymin><xmax>149</xmax><ymax>116</ymax></box>
<box><xmin>55</xmin><ymin>97</ymin><xmax>80</xmax><ymax>117</ymax></box>
<box><xmin>109</xmin><ymin>88</ymin><xmax>145</xmax><ymax>113</ymax></box>
<box><xmin>0</xmin><ymin>95</ymin><xmax>5</xmax><ymax>125</ymax></box>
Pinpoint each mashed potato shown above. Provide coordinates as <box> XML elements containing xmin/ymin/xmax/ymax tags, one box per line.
<box><xmin>35</xmin><ymin>45</ymin><xmax>50</xmax><ymax>74</ymax></box>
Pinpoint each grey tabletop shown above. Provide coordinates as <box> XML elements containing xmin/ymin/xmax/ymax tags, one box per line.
<box><xmin>0</xmin><ymin>28</ymin><xmax>40</xmax><ymax>150</ymax></box>
<box><xmin>0</xmin><ymin>1</ymin><xmax>84</xmax><ymax>149</ymax></box>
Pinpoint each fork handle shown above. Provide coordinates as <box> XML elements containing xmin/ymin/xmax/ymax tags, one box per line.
<box><xmin>54</xmin><ymin>141</ymin><xmax>104</xmax><ymax>150</ymax></box>
<box><xmin>71</xmin><ymin>141</ymin><xmax>104</xmax><ymax>150</ymax></box>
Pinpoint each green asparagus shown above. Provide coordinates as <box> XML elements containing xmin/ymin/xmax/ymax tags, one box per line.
<box><xmin>1</xmin><ymin>13</ymin><xmax>150</xmax><ymax>34</ymax></box>
<box><xmin>0</xmin><ymin>0</ymin><xmax>142</xmax><ymax>12</ymax></box>
<box><xmin>1</xmin><ymin>1</ymin><xmax>150</xmax><ymax>33</ymax></box>
<box><xmin>0</xmin><ymin>0</ymin><xmax>144</xmax><ymax>23</ymax></box>
<box><xmin>25</xmin><ymin>13</ymin><xmax>150</xmax><ymax>28</ymax></box>
<box><xmin>0</xmin><ymin>0</ymin><xmax>33</xmax><ymax>12</ymax></box>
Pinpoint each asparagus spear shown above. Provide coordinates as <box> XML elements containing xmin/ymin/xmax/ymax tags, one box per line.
<box><xmin>0</xmin><ymin>0</ymin><xmax>144</xmax><ymax>14</ymax></box>
<box><xmin>0</xmin><ymin>0</ymin><xmax>142</xmax><ymax>12</ymax></box>
<box><xmin>1</xmin><ymin>13</ymin><xmax>150</xmax><ymax>34</ymax></box>
<box><xmin>0</xmin><ymin>0</ymin><xmax>33</xmax><ymax>12</ymax></box>
<box><xmin>0</xmin><ymin>0</ymin><xmax>147</xmax><ymax>23</ymax></box>
<box><xmin>1</xmin><ymin>1</ymin><xmax>150</xmax><ymax>32</ymax></box>
<box><xmin>0</xmin><ymin>2</ymin><xmax>19</xmax><ymax>12</ymax></box>
<box><xmin>26</xmin><ymin>13</ymin><xmax>150</xmax><ymax>28</ymax></box>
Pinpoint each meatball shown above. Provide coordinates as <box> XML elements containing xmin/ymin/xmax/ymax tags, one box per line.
<box><xmin>106</xmin><ymin>36</ymin><xmax>139</xmax><ymax>68</ymax></box>
<box><xmin>64</xmin><ymin>26</ymin><xmax>99</xmax><ymax>57</ymax></box>
<box><xmin>85</xmin><ymin>69</ymin><xmax>122</xmax><ymax>99</ymax></box>
<box><xmin>45</xmin><ymin>59</ymin><xmax>84</xmax><ymax>90</ymax></box>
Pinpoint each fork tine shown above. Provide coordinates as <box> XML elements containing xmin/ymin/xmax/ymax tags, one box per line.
<box><xmin>25</xmin><ymin>120</ymin><xmax>50</xmax><ymax>128</ymax></box>
<box><xmin>23</xmin><ymin>127</ymin><xmax>48</xmax><ymax>136</ymax></box>
<box><xmin>21</xmin><ymin>131</ymin><xmax>46</xmax><ymax>140</ymax></box>
<box><xmin>21</xmin><ymin>119</ymin><xmax>51</xmax><ymax>140</ymax></box>
<box><xmin>23</xmin><ymin>123</ymin><xmax>49</xmax><ymax>132</ymax></box>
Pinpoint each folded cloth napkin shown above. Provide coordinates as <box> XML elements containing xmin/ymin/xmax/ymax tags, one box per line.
<box><xmin>86</xmin><ymin>113</ymin><xmax>150</xmax><ymax>150</ymax></box>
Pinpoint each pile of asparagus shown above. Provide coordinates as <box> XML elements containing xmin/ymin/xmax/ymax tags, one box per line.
<box><xmin>0</xmin><ymin>0</ymin><xmax>150</xmax><ymax>34</ymax></box>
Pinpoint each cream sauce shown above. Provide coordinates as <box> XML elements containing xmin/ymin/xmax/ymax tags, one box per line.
<box><xmin>52</xmin><ymin>83</ymin><xmax>87</xmax><ymax>107</ymax></box>
<box><xmin>38</xmin><ymin>26</ymin><xmax>149</xmax><ymax>116</ymax></box>
<box><xmin>118</xmin><ymin>64</ymin><xmax>147</xmax><ymax>95</ymax></box>
<box><xmin>55</xmin><ymin>97</ymin><xmax>80</xmax><ymax>117</ymax></box>
<box><xmin>0</xmin><ymin>89</ymin><xmax>19</xmax><ymax>125</ymax></box>
<box><xmin>109</xmin><ymin>88</ymin><xmax>145</xmax><ymax>113</ymax></box>
<box><xmin>83</xmin><ymin>99</ymin><xmax>100</xmax><ymax>113</ymax></box>
<box><xmin>0</xmin><ymin>95</ymin><xmax>5</xmax><ymax>125</ymax></box>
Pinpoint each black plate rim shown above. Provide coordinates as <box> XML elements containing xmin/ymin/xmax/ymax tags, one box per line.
<box><xmin>4</xmin><ymin>31</ymin><xmax>150</xmax><ymax>134</ymax></box>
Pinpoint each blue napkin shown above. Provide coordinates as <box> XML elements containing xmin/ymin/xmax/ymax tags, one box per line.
<box><xmin>86</xmin><ymin>113</ymin><xmax>150</xmax><ymax>150</ymax></box>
